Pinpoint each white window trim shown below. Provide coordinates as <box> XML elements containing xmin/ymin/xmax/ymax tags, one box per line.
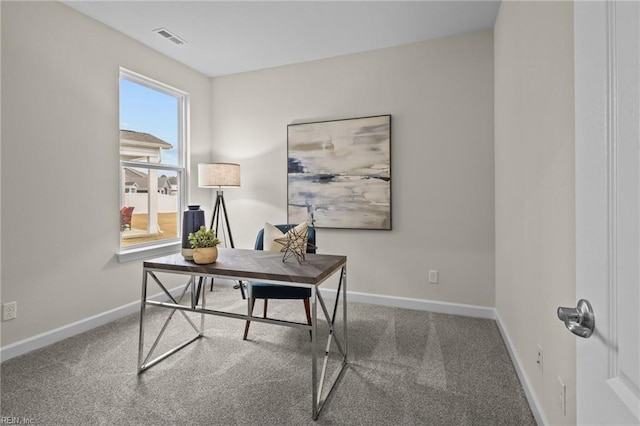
<box><xmin>117</xmin><ymin>68</ymin><xmax>190</xmax><ymax>263</ymax></box>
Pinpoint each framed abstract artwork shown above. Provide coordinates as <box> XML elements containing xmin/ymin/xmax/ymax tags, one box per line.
<box><xmin>287</xmin><ymin>115</ymin><xmax>391</xmax><ymax>230</ymax></box>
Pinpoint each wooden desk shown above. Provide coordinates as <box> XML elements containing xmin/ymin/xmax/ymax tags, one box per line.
<box><xmin>138</xmin><ymin>248</ymin><xmax>347</xmax><ymax>420</ymax></box>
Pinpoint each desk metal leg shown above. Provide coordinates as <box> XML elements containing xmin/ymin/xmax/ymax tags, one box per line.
<box><xmin>247</xmin><ymin>281</ymin><xmax>253</xmax><ymax>315</ymax></box>
<box><xmin>311</xmin><ymin>265</ymin><xmax>348</xmax><ymax>420</ymax></box>
<box><xmin>199</xmin><ymin>275</ymin><xmax>206</xmax><ymax>334</ymax></box>
<box><xmin>138</xmin><ymin>273</ymin><xmax>204</xmax><ymax>374</ymax></box>
<box><xmin>193</xmin><ymin>277</ymin><xmax>203</xmax><ymax>309</ymax></box>
<box><xmin>137</xmin><ymin>269</ymin><xmax>149</xmax><ymax>372</ymax></box>
<box><xmin>343</xmin><ymin>266</ymin><xmax>348</xmax><ymax>361</ymax></box>
<box><xmin>311</xmin><ymin>284</ymin><xmax>319</xmax><ymax>420</ymax></box>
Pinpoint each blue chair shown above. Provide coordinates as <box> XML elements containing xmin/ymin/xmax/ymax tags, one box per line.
<box><xmin>243</xmin><ymin>224</ymin><xmax>317</xmax><ymax>340</ymax></box>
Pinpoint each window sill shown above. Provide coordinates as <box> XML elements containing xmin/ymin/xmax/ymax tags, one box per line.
<box><xmin>117</xmin><ymin>241</ymin><xmax>181</xmax><ymax>263</ymax></box>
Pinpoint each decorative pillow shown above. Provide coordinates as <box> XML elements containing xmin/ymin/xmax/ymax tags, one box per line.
<box><xmin>264</xmin><ymin>222</ymin><xmax>308</xmax><ymax>253</ymax></box>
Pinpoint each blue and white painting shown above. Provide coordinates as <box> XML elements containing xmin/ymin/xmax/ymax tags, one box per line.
<box><xmin>287</xmin><ymin>115</ymin><xmax>391</xmax><ymax>230</ymax></box>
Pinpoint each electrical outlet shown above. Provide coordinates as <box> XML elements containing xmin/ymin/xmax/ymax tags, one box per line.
<box><xmin>557</xmin><ymin>376</ymin><xmax>567</xmax><ymax>416</ymax></box>
<box><xmin>428</xmin><ymin>270</ymin><xmax>439</xmax><ymax>284</ymax></box>
<box><xmin>536</xmin><ymin>344</ymin><xmax>543</xmax><ymax>372</ymax></box>
<box><xmin>2</xmin><ymin>301</ymin><xmax>17</xmax><ymax>321</ymax></box>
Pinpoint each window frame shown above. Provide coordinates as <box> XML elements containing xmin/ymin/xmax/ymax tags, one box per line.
<box><xmin>117</xmin><ymin>68</ymin><xmax>190</xmax><ymax>263</ymax></box>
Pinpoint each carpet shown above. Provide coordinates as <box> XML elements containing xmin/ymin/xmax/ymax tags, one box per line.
<box><xmin>1</xmin><ymin>284</ymin><xmax>536</xmax><ymax>425</ymax></box>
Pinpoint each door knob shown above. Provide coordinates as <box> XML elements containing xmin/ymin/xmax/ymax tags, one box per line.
<box><xmin>557</xmin><ymin>299</ymin><xmax>595</xmax><ymax>338</ymax></box>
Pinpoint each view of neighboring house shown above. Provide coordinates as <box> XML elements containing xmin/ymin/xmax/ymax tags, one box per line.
<box><xmin>123</xmin><ymin>167</ymin><xmax>146</xmax><ymax>193</ymax></box>
<box><xmin>157</xmin><ymin>175</ymin><xmax>178</xmax><ymax>195</ymax></box>
<box><xmin>119</xmin><ymin>129</ymin><xmax>173</xmax><ymax>163</ymax></box>
<box><xmin>123</xmin><ymin>167</ymin><xmax>178</xmax><ymax>195</ymax></box>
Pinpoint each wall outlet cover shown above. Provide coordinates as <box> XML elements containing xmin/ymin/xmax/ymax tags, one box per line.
<box><xmin>2</xmin><ymin>301</ymin><xmax>17</xmax><ymax>321</ymax></box>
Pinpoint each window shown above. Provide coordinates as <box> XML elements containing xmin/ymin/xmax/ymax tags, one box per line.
<box><xmin>118</xmin><ymin>69</ymin><xmax>188</xmax><ymax>259</ymax></box>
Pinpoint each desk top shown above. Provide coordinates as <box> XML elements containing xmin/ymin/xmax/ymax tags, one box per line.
<box><xmin>144</xmin><ymin>248</ymin><xmax>346</xmax><ymax>285</ymax></box>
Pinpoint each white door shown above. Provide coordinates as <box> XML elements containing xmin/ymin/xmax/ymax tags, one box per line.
<box><xmin>574</xmin><ymin>1</ymin><xmax>640</xmax><ymax>424</ymax></box>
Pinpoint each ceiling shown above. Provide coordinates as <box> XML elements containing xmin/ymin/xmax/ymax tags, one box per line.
<box><xmin>64</xmin><ymin>1</ymin><xmax>500</xmax><ymax>77</ymax></box>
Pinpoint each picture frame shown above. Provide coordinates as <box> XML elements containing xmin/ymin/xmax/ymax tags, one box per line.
<box><xmin>287</xmin><ymin>115</ymin><xmax>392</xmax><ymax>230</ymax></box>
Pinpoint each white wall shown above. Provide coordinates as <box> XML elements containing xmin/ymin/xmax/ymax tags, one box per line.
<box><xmin>210</xmin><ymin>30</ymin><xmax>495</xmax><ymax>306</ymax></box>
<box><xmin>0</xmin><ymin>2</ymin><xmax>3</xmax><ymax>343</ymax></box>
<box><xmin>0</xmin><ymin>2</ymin><xmax>211</xmax><ymax>346</ymax></box>
<box><xmin>494</xmin><ymin>2</ymin><xmax>576</xmax><ymax>425</ymax></box>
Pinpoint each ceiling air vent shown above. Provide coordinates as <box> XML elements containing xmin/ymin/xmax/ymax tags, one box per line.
<box><xmin>153</xmin><ymin>27</ymin><xmax>186</xmax><ymax>45</ymax></box>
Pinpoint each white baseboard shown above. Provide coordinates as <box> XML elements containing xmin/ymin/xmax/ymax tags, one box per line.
<box><xmin>0</xmin><ymin>285</ymin><xmax>186</xmax><ymax>362</ymax></box>
<box><xmin>494</xmin><ymin>310</ymin><xmax>548</xmax><ymax>426</ymax></box>
<box><xmin>319</xmin><ymin>288</ymin><xmax>495</xmax><ymax>319</ymax></box>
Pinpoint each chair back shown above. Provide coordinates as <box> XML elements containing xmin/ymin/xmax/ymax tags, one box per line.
<box><xmin>255</xmin><ymin>224</ymin><xmax>316</xmax><ymax>254</ymax></box>
<box><xmin>120</xmin><ymin>206</ymin><xmax>134</xmax><ymax>225</ymax></box>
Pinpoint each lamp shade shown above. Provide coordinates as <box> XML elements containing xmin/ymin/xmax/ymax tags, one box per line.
<box><xmin>198</xmin><ymin>163</ymin><xmax>241</xmax><ymax>188</ymax></box>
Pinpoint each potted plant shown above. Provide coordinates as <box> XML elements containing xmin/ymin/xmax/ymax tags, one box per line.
<box><xmin>188</xmin><ymin>226</ymin><xmax>221</xmax><ymax>264</ymax></box>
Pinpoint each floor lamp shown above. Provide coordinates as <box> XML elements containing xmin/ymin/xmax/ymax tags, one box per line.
<box><xmin>198</xmin><ymin>162</ymin><xmax>245</xmax><ymax>298</ymax></box>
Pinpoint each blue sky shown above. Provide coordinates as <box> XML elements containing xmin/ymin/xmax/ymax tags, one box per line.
<box><xmin>120</xmin><ymin>78</ymin><xmax>179</xmax><ymax>166</ymax></box>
